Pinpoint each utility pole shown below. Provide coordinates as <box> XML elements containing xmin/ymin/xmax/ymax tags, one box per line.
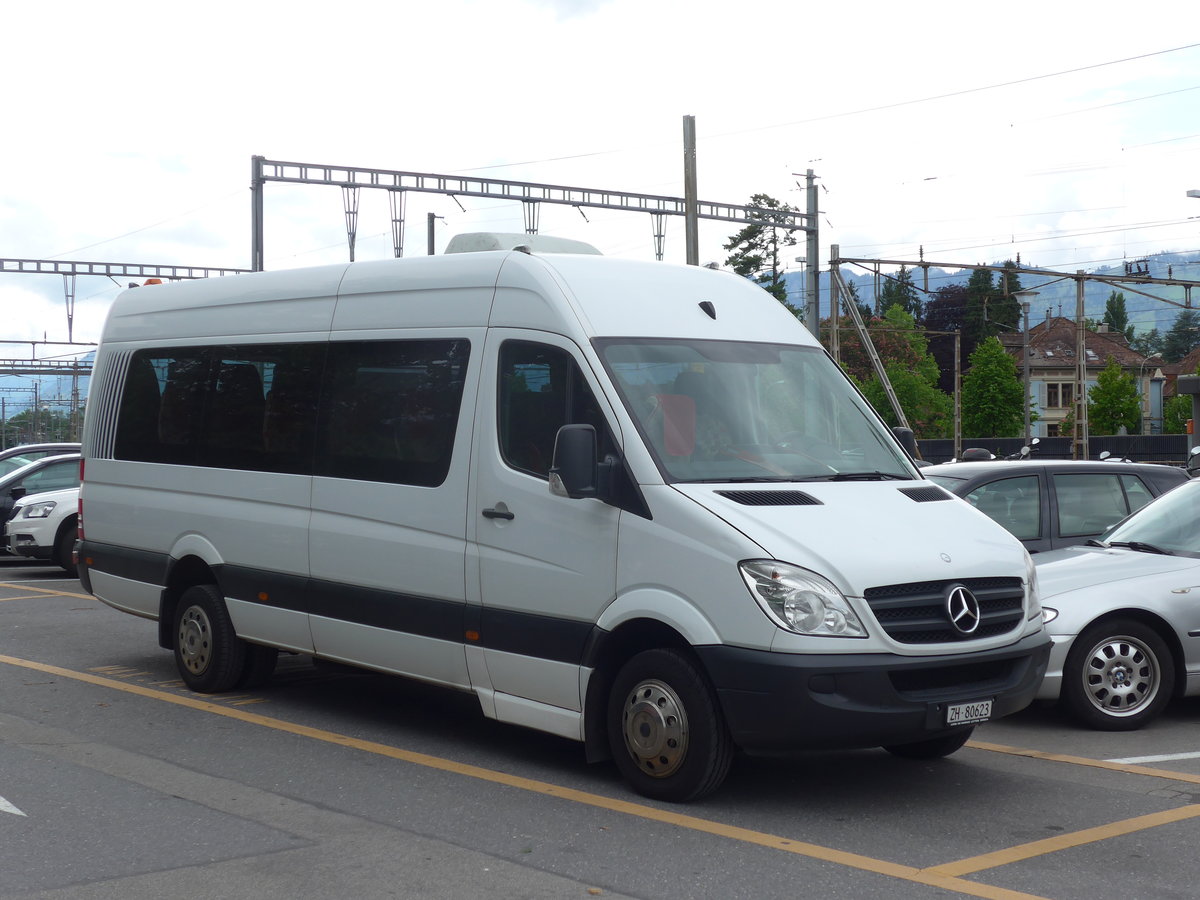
<box><xmin>805</xmin><ymin>170</ymin><xmax>819</xmax><ymax>337</ymax></box>
<box><xmin>829</xmin><ymin>244</ymin><xmax>841</xmax><ymax>363</ymax></box>
<box><xmin>1075</xmin><ymin>273</ymin><xmax>1089</xmax><ymax>460</ymax></box>
<box><xmin>683</xmin><ymin>115</ymin><xmax>699</xmax><ymax>266</ymax></box>
<box><xmin>427</xmin><ymin>213</ymin><xmax>444</xmax><ymax>256</ymax></box>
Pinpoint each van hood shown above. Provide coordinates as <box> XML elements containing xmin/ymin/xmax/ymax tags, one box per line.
<box><xmin>670</xmin><ymin>481</ymin><xmax>1028</xmax><ymax>596</ymax></box>
<box><xmin>1033</xmin><ymin>544</ymin><xmax>1200</xmax><ymax>600</ymax></box>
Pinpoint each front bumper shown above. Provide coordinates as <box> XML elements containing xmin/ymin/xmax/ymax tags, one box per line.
<box><xmin>697</xmin><ymin>630</ymin><xmax>1051</xmax><ymax>754</ymax></box>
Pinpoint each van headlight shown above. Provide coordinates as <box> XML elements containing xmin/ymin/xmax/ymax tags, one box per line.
<box><xmin>21</xmin><ymin>500</ymin><xmax>57</xmax><ymax>519</ymax></box>
<box><xmin>1024</xmin><ymin>550</ymin><xmax>1043</xmax><ymax>622</ymax></box>
<box><xmin>739</xmin><ymin>560</ymin><xmax>867</xmax><ymax>637</ymax></box>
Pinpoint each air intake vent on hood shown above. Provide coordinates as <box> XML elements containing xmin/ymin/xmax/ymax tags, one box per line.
<box><xmin>900</xmin><ymin>486</ymin><xmax>952</xmax><ymax>502</ymax></box>
<box><xmin>715</xmin><ymin>490</ymin><xmax>822</xmax><ymax>506</ymax></box>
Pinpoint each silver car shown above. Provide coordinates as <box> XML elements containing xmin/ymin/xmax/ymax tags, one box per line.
<box><xmin>1034</xmin><ymin>477</ymin><xmax>1200</xmax><ymax>730</ymax></box>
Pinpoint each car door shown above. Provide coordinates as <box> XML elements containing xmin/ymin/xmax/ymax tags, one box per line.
<box><xmin>470</xmin><ymin>332</ymin><xmax>621</xmax><ymax>715</ymax></box>
<box><xmin>964</xmin><ymin>473</ymin><xmax>1047</xmax><ymax>552</ymax></box>
<box><xmin>1050</xmin><ymin>472</ymin><xmax>1153</xmax><ymax>549</ymax></box>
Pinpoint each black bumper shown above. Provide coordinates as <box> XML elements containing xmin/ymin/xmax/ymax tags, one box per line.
<box><xmin>696</xmin><ymin>630</ymin><xmax>1051</xmax><ymax>754</ymax></box>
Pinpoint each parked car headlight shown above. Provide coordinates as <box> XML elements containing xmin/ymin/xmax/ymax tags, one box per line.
<box><xmin>739</xmin><ymin>560</ymin><xmax>867</xmax><ymax>637</ymax></box>
<box><xmin>20</xmin><ymin>501</ymin><xmax>57</xmax><ymax>519</ymax></box>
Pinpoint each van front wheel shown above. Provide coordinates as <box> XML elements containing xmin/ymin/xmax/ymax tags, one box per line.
<box><xmin>173</xmin><ymin>585</ymin><xmax>246</xmax><ymax>693</ymax></box>
<box><xmin>607</xmin><ymin>649</ymin><xmax>733</xmax><ymax>802</ymax></box>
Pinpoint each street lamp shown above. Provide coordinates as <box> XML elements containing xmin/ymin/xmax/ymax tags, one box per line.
<box><xmin>1013</xmin><ymin>290</ymin><xmax>1040</xmax><ymax>445</ymax></box>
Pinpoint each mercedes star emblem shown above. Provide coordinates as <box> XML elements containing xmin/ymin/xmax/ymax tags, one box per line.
<box><xmin>945</xmin><ymin>585</ymin><xmax>981</xmax><ymax>635</ymax></box>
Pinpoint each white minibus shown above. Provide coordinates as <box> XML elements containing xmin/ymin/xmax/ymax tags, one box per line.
<box><xmin>79</xmin><ymin>235</ymin><xmax>1050</xmax><ymax>801</ymax></box>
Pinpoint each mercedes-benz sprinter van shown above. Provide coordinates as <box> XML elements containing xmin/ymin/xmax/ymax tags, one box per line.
<box><xmin>78</xmin><ymin>236</ymin><xmax>1050</xmax><ymax>801</ymax></box>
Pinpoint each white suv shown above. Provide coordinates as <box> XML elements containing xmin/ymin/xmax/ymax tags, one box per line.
<box><xmin>4</xmin><ymin>487</ymin><xmax>79</xmax><ymax>577</ymax></box>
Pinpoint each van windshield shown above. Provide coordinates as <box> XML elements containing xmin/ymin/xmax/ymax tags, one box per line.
<box><xmin>597</xmin><ymin>339</ymin><xmax>916</xmax><ymax>483</ymax></box>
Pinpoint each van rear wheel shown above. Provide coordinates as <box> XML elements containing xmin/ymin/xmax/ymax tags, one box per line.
<box><xmin>173</xmin><ymin>585</ymin><xmax>246</xmax><ymax>693</ymax></box>
<box><xmin>607</xmin><ymin>648</ymin><xmax>733</xmax><ymax>802</ymax></box>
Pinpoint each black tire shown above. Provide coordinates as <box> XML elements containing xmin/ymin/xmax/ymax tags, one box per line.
<box><xmin>55</xmin><ymin>522</ymin><xmax>78</xmax><ymax>578</ymax></box>
<box><xmin>884</xmin><ymin>726</ymin><xmax>974</xmax><ymax>759</ymax></box>
<box><xmin>607</xmin><ymin>648</ymin><xmax>733</xmax><ymax>803</ymax></box>
<box><xmin>173</xmin><ymin>584</ymin><xmax>246</xmax><ymax>693</ymax></box>
<box><xmin>237</xmin><ymin>644</ymin><xmax>279</xmax><ymax>689</ymax></box>
<box><xmin>1061</xmin><ymin>619</ymin><xmax>1174</xmax><ymax>731</ymax></box>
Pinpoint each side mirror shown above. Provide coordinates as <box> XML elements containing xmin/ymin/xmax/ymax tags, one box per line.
<box><xmin>10</xmin><ymin>486</ymin><xmax>26</xmax><ymax>501</ymax></box>
<box><xmin>549</xmin><ymin>424</ymin><xmax>599</xmax><ymax>499</ymax></box>
<box><xmin>1188</xmin><ymin>446</ymin><xmax>1200</xmax><ymax>478</ymax></box>
<box><xmin>891</xmin><ymin>426</ymin><xmax>918</xmax><ymax>459</ymax></box>
<box><xmin>1099</xmin><ymin>450</ymin><xmax>1112</xmax><ymax>461</ymax></box>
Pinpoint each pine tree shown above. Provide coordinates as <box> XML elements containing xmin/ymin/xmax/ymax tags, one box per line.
<box><xmin>1102</xmin><ymin>291</ymin><xmax>1134</xmax><ymax>341</ymax></box>
<box><xmin>723</xmin><ymin>194</ymin><xmax>799</xmax><ymax>310</ymax></box>
<box><xmin>876</xmin><ymin>266</ymin><xmax>922</xmax><ymax>320</ymax></box>
<box><xmin>1162</xmin><ymin>309</ymin><xmax>1200</xmax><ymax>363</ymax></box>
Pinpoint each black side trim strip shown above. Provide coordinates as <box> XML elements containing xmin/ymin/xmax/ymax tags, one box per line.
<box><xmin>84</xmin><ymin>549</ymin><xmax>596</xmax><ymax>666</ymax></box>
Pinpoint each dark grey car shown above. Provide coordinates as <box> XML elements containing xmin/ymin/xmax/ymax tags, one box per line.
<box><xmin>923</xmin><ymin>459</ymin><xmax>1188</xmax><ymax>553</ymax></box>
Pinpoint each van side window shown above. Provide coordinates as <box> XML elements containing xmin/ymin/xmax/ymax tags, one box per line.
<box><xmin>113</xmin><ymin>345</ymin><xmax>322</xmax><ymax>474</ymax></box>
<box><xmin>498</xmin><ymin>341</ymin><xmax>615</xmax><ymax>479</ymax></box>
<box><xmin>316</xmin><ymin>340</ymin><xmax>469</xmax><ymax>487</ymax></box>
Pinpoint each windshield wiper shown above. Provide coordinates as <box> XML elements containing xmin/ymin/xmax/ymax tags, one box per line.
<box><xmin>1085</xmin><ymin>538</ymin><xmax>1109</xmax><ymax>548</ymax></box>
<box><xmin>826</xmin><ymin>471</ymin><xmax>911</xmax><ymax>481</ymax></box>
<box><xmin>1108</xmin><ymin>541</ymin><xmax>1174</xmax><ymax>555</ymax></box>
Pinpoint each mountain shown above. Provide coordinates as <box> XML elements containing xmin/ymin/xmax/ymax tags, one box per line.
<box><xmin>782</xmin><ymin>250</ymin><xmax>1200</xmax><ymax>336</ymax></box>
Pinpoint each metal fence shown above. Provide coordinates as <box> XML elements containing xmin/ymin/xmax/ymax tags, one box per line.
<box><xmin>917</xmin><ymin>434</ymin><xmax>1192</xmax><ymax>466</ymax></box>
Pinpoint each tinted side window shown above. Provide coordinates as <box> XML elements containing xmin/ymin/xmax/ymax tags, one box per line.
<box><xmin>20</xmin><ymin>460</ymin><xmax>80</xmax><ymax>493</ymax></box>
<box><xmin>498</xmin><ymin>341</ymin><xmax>615</xmax><ymax>479</ymax></box>
<box><xmin>1121</xmin><ymin>475</ymin><xmax>1154</xmax><ymax>514</ymax></box>
<box><xmin>1054</xmin><ymin>473</ymin><xmax>1129</xmax><ymax>537</ymax></box>
<box><xmin>316</xmin><ymin>340</ymin><xmax>469</xmax><ymax>487</ymax></box>
<box><xmin>964</xmin><ymin>475</ymin><xmax>1041</xmax><ymax>541</ymax></box>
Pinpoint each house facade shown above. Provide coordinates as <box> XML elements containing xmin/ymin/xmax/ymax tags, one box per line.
<box><xmin>998</xmin><ymin>315</ymin><xmax>1163</xmax><ymax>437</ymax></box>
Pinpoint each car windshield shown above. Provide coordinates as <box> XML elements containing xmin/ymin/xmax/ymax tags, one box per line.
<box><xmin>1101</xmin><ymin>479</ymin><xmax>1200</xmax><ymax>556</ymax></box>
<box><xmin>596</xmin><ymin>338</ymin><xmax>916</xmax><ymax>483</ymax></box>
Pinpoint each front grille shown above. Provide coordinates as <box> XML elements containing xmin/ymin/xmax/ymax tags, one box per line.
<box><xmin>5</xmin><ymin>505</ymin><xmax>21</xmax><ymax>524</ymax></box>
<box><xmin>863</xmin><ymin>577</ymin><xmax>1024</xmax><ymax>644</ymax></box>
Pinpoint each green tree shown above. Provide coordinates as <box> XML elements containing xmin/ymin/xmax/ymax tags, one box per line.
<box><xmin>876</xmin><ymin>266</ymin><xmax>922</xmax><ymax>320</ymax></box>
<box><xmin>1163</xmin><ymin>393</ymin><xmax>1192</xmax><ymax>434</ymax></box>
<box><xmin>1102</xmin><ymin>291</ymin><xmax>1134</xmax><ymax>341</ymax></box>
<box><xmin>5</xmin><ymin>407</ymin><xmax>75</xmax><ymax>443</ymax></box>
<box><xmin>723</xmin><ymin>194</ymin><xmax>799</xmax><ymax>309</ymax></box>
<box><xmin>991</xmin><ymin>260</ymin><xmax>1023</xmax><ymax>335</ymax></box>
<box><xmin>842</xmin><ymin>306</ymin><xmax>953</xmax><ymax>438</ymax></box>
<box><xmin>963</xmin><ymin>268</ymin><xmax>998</xmax><ymax>351</ymax></box>
<box><xmin>1087</xmin><ymin>357</ymin><xmax>1142</xmax><ymax>435</ymax></box>
<box><xmin>1162</xmin><ymin>309</ymin><xmax>1200</xmax><ymax>363</ymax></box>
<box><xmin>1130</xmin><ymin>328</ymin><xmax>1164</xmax><ymax>358</ymax></box>
<box><xmin>961</xmin><ymin>337</ymin><xmax>1024</xmax><ymax>438</ymax></box>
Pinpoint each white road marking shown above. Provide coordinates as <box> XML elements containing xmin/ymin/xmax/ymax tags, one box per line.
<box><xmin>0</xmin><ymin>796</ymin><xmax>27</xmax><ymax>816</ymax></box>
<box><xmin>1107</xmin><ymin>751</ymin><xmax>1200</xmax><ymax>764</ymax></box>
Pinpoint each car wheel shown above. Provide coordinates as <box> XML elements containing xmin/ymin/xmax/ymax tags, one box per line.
<box><xmin>884</xmin><ymin>726</ymin><xmax>974</xmax><ymax>759</ymax></box>
<box><xmin>55</xmin><ymin>522</ymin><xmax>78</xmax><ymax>578</ymax></box>
<box><xmin>1062</xmin><ymin>619</ymin><xmax>1174</xmax><ymax>731</ymax></box>
<box><xmin>607</xmin><ymin>648</ymin><xmax>733</xmax><ymax>802</ymax></box>
<box><xmin>173</xmin><ymin>584</ymin><xmax>246</xmax><ymax>693</ymax></box>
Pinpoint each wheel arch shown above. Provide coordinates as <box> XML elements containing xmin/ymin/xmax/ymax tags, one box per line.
<box><xmin>156</xmin><ymin>554</ymin><xmax>221</xmax><ymax>650</ymax></box>
<box><xmin>581</xmin><ymin>616</ymin><xmax>705</xmax><ymax>764</ymax></box>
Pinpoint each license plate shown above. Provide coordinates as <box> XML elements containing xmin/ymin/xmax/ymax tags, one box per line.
<box><xmin>946</xmin><ymin>699</ymin><xmax>992</xmax><ymax>726</ymax></box>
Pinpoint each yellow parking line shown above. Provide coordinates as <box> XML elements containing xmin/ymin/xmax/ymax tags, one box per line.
<box><xmin>969</xmin><ymin>739</ymin><xmax>1200</xmax><ymax>787</ymax></box>
<box><xmin>0</xmin><ymin>583</ymin><xmax>94</xmax><ymax>600</ymax></box>
<box><xmin>0</xmin><ymin>653</ymin><xmax>1045</xmax><ymax>900</ymax></box>
<box><xmin>926</xmin><ymin>804</ymin><xmax>1200</xmax><ymax>877</ymax></box>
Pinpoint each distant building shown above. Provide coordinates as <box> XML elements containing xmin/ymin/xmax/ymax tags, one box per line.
<box><xmin>998</xmin><ymin>315</ymin><xmax>1163</xmax><ymax>436</ymax></box>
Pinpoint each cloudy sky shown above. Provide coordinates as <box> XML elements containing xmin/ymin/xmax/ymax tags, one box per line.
<box><xmin>2</xmin><ymin>0</ymin><xmax>1198</xmax><ymax>353</ymax></box>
